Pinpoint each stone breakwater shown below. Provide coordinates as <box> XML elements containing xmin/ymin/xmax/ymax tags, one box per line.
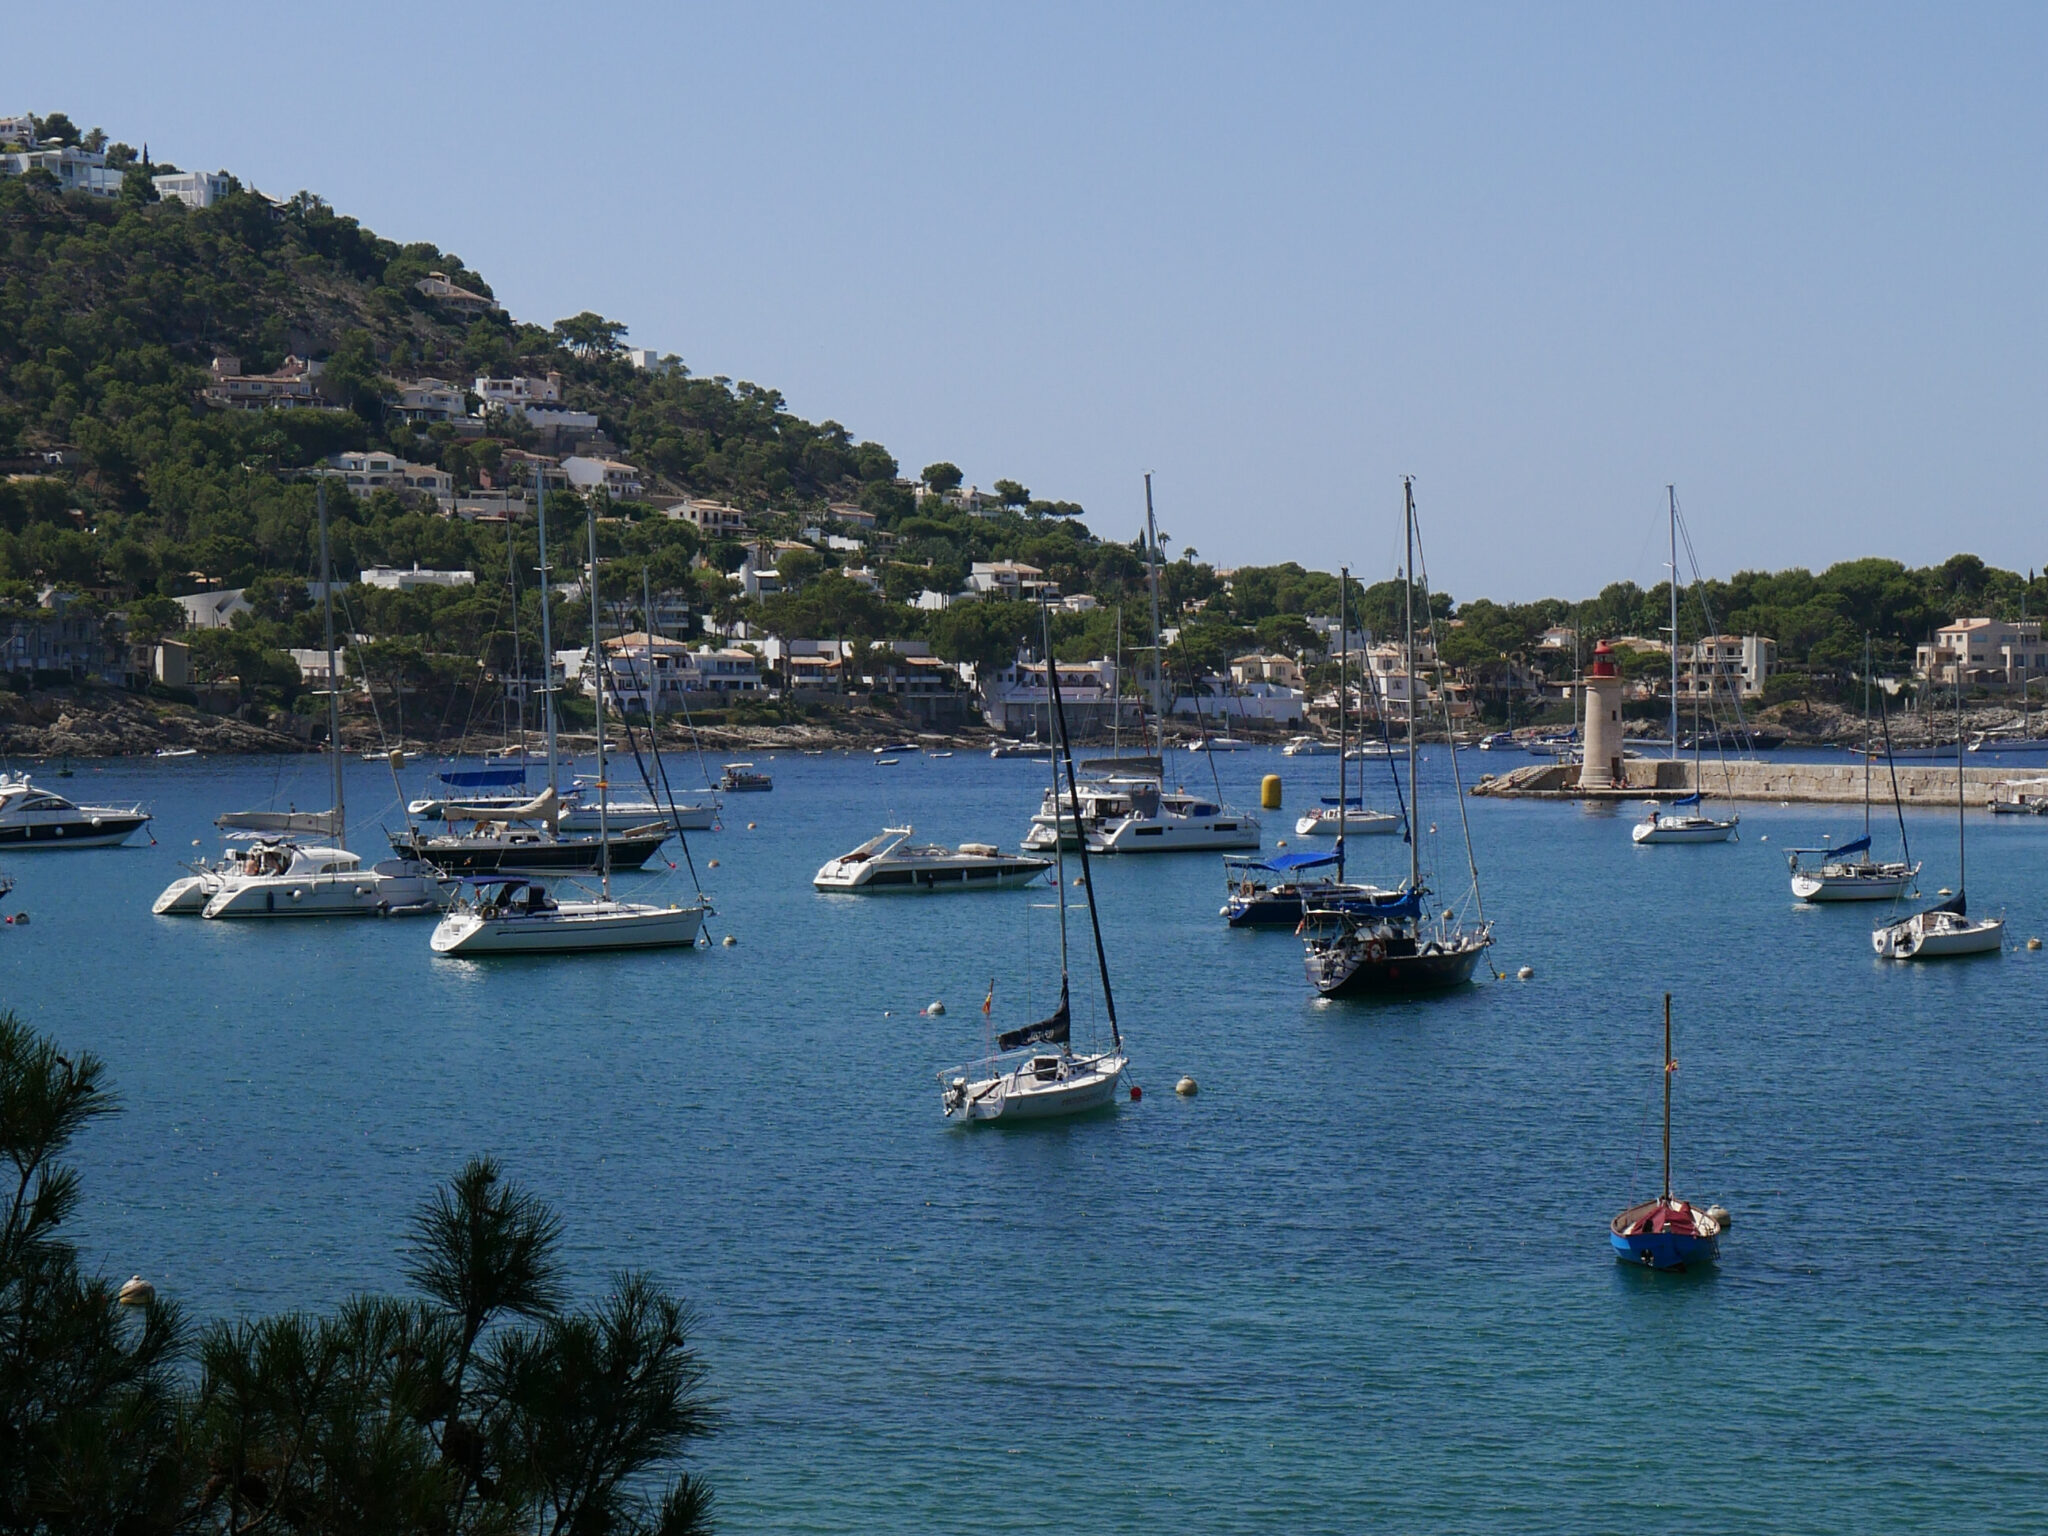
<box><xmin>1472</xmin><ymin>758</ymin><xmax>2020</xmax><ymax>806</ymax></box>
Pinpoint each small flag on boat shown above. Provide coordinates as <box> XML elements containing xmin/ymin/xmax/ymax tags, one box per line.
<box><xmin>983</xmin><ymin>979</ymin><xmax>994</xmax><ymax>1015</ymax></box>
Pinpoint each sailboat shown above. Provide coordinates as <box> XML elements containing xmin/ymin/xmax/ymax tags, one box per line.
<box><xmin>158</xmin><ymin>484</ymin><xmax>455</xmax><ymax>918</ymax></box>
<box><xmin>1300</xmin><ymin>481</ymin><xmax>1495</xmax><ymax>996</ymax></box>
<box><xmin>1788</xmin><ymin>639</ymin><xmax>1920</xmax><ymax>899</ymax></box>
<box><xmin>393</xmin><ymin>469</ymin><xmax>673</xmax><ymax>874</ymax></box>
<box><xmin>431</xmin><ymin>498</ymin><xmax>712</xmax><ymax>956</ymax></box>
<box><xmin>1228</xmin><ymin>564</ymin><xmax>1400</xmax><ymax>926</ymax></box>
<box><xmin>941</xmin><ymin>604</ymin><xmax>1129</xmax><ymax>1121</ymax></box>
<box><xmin>1610</xmin><ymin>994</ymin><xmax>1730</xmax><ymax>1271</ymax></box>
<box><xmin>1633</xmin><ymin>488</ymin><xmax>1737</xmax><ymax>846</ymax></box>
<box><xmin>1873</xmin><ymin>667</ymin><xmax>2005</xmax><ymax>960</ymax></box>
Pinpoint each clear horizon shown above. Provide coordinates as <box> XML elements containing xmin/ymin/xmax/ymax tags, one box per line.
<box><xmin>6</xmin><ymin>3</ymin><xmax>2042</xmax><ymax>601</ymax></box>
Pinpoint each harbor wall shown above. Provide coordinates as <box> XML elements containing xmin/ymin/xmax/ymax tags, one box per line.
<box><xmin>1471</xmin><ymin>758</ymin><xmax>2021</xmax><ymax>806</ymax></box>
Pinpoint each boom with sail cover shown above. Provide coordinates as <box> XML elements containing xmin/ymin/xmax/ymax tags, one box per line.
<box><xmin>997</xmin><ymin>987</ymin><xmax>1072</xmax><ymax>1052</ymax></box>
<box><xmin>216</xmin><ymin>809</ymin><xmax>344</xmax><ymax>837</ymax></box>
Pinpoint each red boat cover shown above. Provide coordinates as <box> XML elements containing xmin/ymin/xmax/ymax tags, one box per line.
<box><xmin>1617</xmin><ymin>1199</ymin><xmax>1701</xmax><ymax>1236</ymax></box>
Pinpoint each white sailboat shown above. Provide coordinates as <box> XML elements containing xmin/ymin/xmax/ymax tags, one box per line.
<box><xmin>431</xmin><ymin>498</ymin><xmax>710</xmax><ymax>956</ymax></box>
<box><xmin>941</xmin><ymin>605</ymin><xmax>1128</xmax><ymax>1122</ymax></box>
<box><xmin>1874</xmin><ymin>671</ymin><xmax>2004</xmax><ymax>960</ymax></box>
<box><xmin>1633</xmin><ymin>487</ymin><xmax>1737</xmax><ymax>846</ymax></box>
<box><xmin>1788</xmin><ymin>639</ymin><xmax>1920</xmax><ymax>899</ymax></box>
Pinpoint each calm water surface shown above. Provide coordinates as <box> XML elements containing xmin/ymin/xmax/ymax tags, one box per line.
<box><xmin>7</xmin><ymin>746</ymin><xmax>2047</xmax><ymax>1532</ymax></box>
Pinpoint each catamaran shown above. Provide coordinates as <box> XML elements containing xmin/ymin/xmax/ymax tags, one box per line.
<box><xmin>940</xmin><ymin>605</ymin><xmax>1128</xmax><ymax>1122</ymax></box>
<box><xmin>1300</xmin><ymin>482</ymin><xmax>1495</xmax><ymax>997</ymax></box>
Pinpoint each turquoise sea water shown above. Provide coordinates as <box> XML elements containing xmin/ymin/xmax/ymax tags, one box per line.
<box><xmin>7</xmin><ymin>746</ymin><xmax>2048</xmax><ymax>1532</ymax></box>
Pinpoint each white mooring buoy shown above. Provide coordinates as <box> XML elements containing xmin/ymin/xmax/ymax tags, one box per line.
<box><xmin>1516</xmin><ymin>965</ymin><xmax>1534</xmax><ymax>980</ymax></box>
<box><xmin>722</xmin><ymin>935</ymin><xmax>737</xmax><ymax>947</ymax></box>
<box><xmin>1175</xmin><ymin>1075</ymin><xmax>1198</xmax><ymax>1096</ymax></box>
<box><xmin>119</xmin><ymin>1275</ymin><xmax>155</xmax><ymax>1307</ymax></box>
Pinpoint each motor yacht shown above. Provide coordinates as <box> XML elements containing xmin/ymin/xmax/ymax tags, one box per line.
<box><xmin>1281</xmin><ymin>736</ymin><xmax>1340</xmax><ymax>757</ymax></box>
<box><xmin>0</xmin><ymin>775</ymin><xmax>151</xmax><ymax>848</ymax></box>
<box><xmin>814</xmin><ymin>826</ymin><xmax>1051</xmax><ymax>892</ymax></box>
<box><xmin>1092</xmin><ymin>781</ymin><xmax>1260</xmax><ymax>853</ymax></box>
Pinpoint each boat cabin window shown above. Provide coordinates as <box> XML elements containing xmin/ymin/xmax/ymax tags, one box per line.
<box><xmin>19</xmin><ymin>796</ymin><xmax>70</xmax><ymax>812</ymax></box>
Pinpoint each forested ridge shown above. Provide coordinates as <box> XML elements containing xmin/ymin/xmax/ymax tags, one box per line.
<box><xmin>1</xmin><ymin>129</ymin><xmax>2040</xmax><ymax>719</ymax></box>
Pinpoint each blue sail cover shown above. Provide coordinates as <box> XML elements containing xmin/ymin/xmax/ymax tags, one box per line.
<box><xmin>440</xmin><ymin>767</ymin><xmax>529</xmax><ymax>788</ymax></box>
<box><xmin>1319</xmin><ymin>796</ymin><xmax>1363</xmax><ymax>806</ymax></box>
<box><xmin>1329</xmin><ymin>888</ymin><xmax>1424</xmax><ymax>919</ymax></box>
<box><xmin>1831</xmin><ymin>835</ymin><xmax>1872</xmax><ymax>857</ymax></box>
<box><xmin>1671</xmin><ymin>792</ymin><xmax>1702</xmax><ymax>808</ymax></box>
<box><xmin>1263</xmin><ymin>850</ymin><xmax>1339</xmax><ymax>872</ymax></box>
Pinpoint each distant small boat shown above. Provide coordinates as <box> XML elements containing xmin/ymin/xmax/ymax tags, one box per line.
<box><xmin>929</xmin><ymin>750</ymin><xmax>955</xmax><ymax>759</ymax></box>
<box><xmin>1610</xmin><ymin>993</ymin><xmax>1728</xmax><ymax>1271</ymax></box>
<box><xmin>875</xmin><ymin>757</ymin><xmax>900</xmax><ymax>767</ymax></box>
<box><xmin>1186</xmin><ymin>736</ymin><xmax>1252</xmax><ymax>753</ymax></box>
<box><xmin>990</xmin><ymin>740</ymin><xmax>1049</xmax><ymax>759</ymax></box>
<box><xmin>1632</xmin><ymin>793</ymin><xmax>1738</xmax><ymax>844</ymax></box>
<box><xmin>719</xmin><ymin>762</ymin><xmax>772</xmax><ymax>792</ymax></box>
<box><xmin>1281</xmin><ymin>736</ymin><xmax>1339</xmax><ymax>757</ymax></box>
<box><xmin>1990</xmin><ymin>778</ymin><xmax>2048</xmax><ymax>815</ymax></box>
<box><xmin>1476</xmin><ymin>731</ymin><xmax>1518</xmax><ymax>751</ymax></box>
<box><xmin>874</xmin><ymin>742</ymin><xmax>918</xmax><ymax>755</ymax></box>
<box><xmin>154</xmin><ymin>748</ymin><xmax>198</xmax><ymax>759</ymax></box>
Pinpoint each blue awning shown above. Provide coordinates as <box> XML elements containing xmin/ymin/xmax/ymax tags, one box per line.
<box><xmin>440</xmin><ymin>767</ymin><xmax>529</xmax><ymax>787</ymax></box>
<box><xmin>1263</xmin><ymin>850</ymin><xmax>1339</xmax><ymax>872</ymax></box>
<box><xmin>1672</xmin><ymin>792</ymin><xmax>1702</xmax><ymax>808</ymax></box>
<box><xmin>1831</xmin><ymin>835</ymin><xmax>1871</xmax><ymax>857</ymax></box>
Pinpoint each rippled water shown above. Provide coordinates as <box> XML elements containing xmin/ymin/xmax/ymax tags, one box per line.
<box><xmin>8</xmin><ymin>744</ymin><xmax>2047</xmax><ymax>1532</ymax></box>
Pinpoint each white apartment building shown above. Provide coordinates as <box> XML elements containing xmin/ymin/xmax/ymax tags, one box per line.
<box><xmin>316</xmin><ymin>452</ymin><xmax>453</xmax><ymax>501</ymax></box>
<box><xmin>153</xmin><ymin>169</ymin><xmax>233</xmax><ymax>207</ymax></box>
<box><xmin>392</xmin><ymin>379</ymin><xmax>468</xmax><ymax>423</ymax></box>
<box><xmin>1</xmin><ymin>144</ymin><xmax>122</xmax><ymax>195</ymax></box>
<box><xmin>969</xmin><ymin>561</ymin><xmax>1056</xmax><ymax>600</ymax></box>
<box><xmin>1679</xmin><ymin>634</ymin><xmax>1777</xmax><ymax>699</ymax></box>
<box><xmin>978</xmin><ymin>654</ymin><xmax>1122</xmax><ymax>732</ymax></box>
<box><xmin>474</xmin><ymin>373</ymin><xmax>563</xmax><ymax>409</ymax></box>
<box><xmin>665</xmin><ymin>499</ymin><xmax>749</xmax><ymax>537</ymax></box>
<box><xmin>173</xmin><ymin>589</ymin><xmax>252</xmax><ymax>630</ymax></box>
<box><xmin>1916</xmin><ymin>618</ymin><xmax>2048</xmax><ymax>687</ymax></box>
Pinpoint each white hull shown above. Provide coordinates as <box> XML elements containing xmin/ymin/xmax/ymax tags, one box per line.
<box><xmin>1294</xmin><ymin>808</ymin><xmax>1401</xmax><ymax>838</ymax></box>
<box><xmin>1281</xmin><ymin>739</ymin><xmax>1339</xmax><ymax>757</ymax></box>
<box><xmin>1633</xmin><ymin>816</ymin><xmax>1738</xmax><ymax>844</ymax></box>
<box><xmin>153</xmin><ymin>873</ymin><xmax>226</xmax><ymax>914</ymax></box>
<box><xmin>814</xmin><ymin>861</ymin><xmax>1047</xmax><ymax>891</ymax></box>
<box><xmin>946</xmin><ymin>1050</ymin><xmax>1126</xmax><ymax>1122</ymax></box>
<box><xmin>1873</xmin><ymin>912</ymin><xmax>2005</xmax><ymax>959</ymax></box>
<box><xmin>431</xmin><ymin>900</ymin><xmax>706</xmax><ymax>954</ymax></box>
<box><xmin>202</xmin><ymin>861</ymin><xmax>456</xmax><ymax>918</ymax></box>
<box><xmin>1790</xmin><ymin>865</ymin><xmax>1917</xmax><ymax>901</ymax></box>
<box><xmin>1096</xmin><ymin>813</ymin><xmax>1260</xmax><ymax>853</ymax></box>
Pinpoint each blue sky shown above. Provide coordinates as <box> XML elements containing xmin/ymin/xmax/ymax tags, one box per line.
<box><xmin>8</xmin><ymin>4</ymin><xmax>2043</xmax><ymax>599</ymax></box>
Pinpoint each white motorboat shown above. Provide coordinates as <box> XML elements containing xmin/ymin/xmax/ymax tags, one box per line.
<box><xmin>1632</xmin><ymin>801</ymin><xmax>1739</xmax><ymax>844</ymax></box>
<box><xmin>409</xmin><ymin>779</ymin><xmax>718</xmax><ymax>832</ymax></box>
<box><xmin>1873</xmin><ymin>900</ymin><xmax>2004</xmax><ymax>959</ymax></box>
<box><xmin>431</xmin><ymin>494</ymin><xmax>712</xmax><ymax>956</ymax></box>
<box><xmin>0</xmin><ymin>776</ymin><xmax>151</xmax><ymax>848</ymax></box>
<box><xmin>430</xmin><ymin>878</ymin><xmax>707</xmax><ymax>954</ymax></box>
<box><xmin>1293</xmin><ymin>802</ymin><xmax>1401</xmax><ymax>838</ymax></box>
<box><xmin>200</xmin><ymin>843</ymin><xmax>457</xmax><ymax>919</ymax></box>
<box><xmin>1990</xmin><ymin>779</ymin><xmax>2048</xmax><ymax>815</ymax></box>
<box><xmin>941</xmin><ymin>598</ymin><xmax>1128</xmax><ymax>1124</ymax></box>
<box><xmin>1345</xmin><ymin>741</ymin><xmax>1395</xmax><ymax>760</ymax></box>
<box><xmin>1186</xmin><ymin>735</ymin><xmax>1253</xmax><ymax>752</ymax></box>
<box><xmin>1281</xmin><ymin>736</ymin><xmax>1340</xmax><ymax>757</ymax></box>
<box><xmin>990</xmin><ymin>739</ymin><xmax>1050</xmax><ymax>760</ymax></box>
<box><xmin>814</xmin><ymin>827</ymin><xmax>1050</xmax><ymax>892</ymax></box>
<box><xmin>719</xmin><ymin>762</ymin><xmax>772</xmax><ymax>792</ymax></box>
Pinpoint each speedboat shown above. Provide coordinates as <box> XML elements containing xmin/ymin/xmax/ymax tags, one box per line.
<box><xmin>1344</xmin><ymin>741</ymin><xmax>1395</xmax><ymax>760</ymax></box>
<box><xmin>873</xmin><ymin>742</ymin><xmax>918</xmax><ymax>755</ymax></box>
<box><xmin>1632</xmin><ymin>796</ymin><xmax>1738</xmax><ymax>844</ymax></box>
<box><xmin>1872</xmin><ymin>895</ymin><xmax>2004</xmax><ymax>959</ymax></box>
<box><xmin>430</xmin><ymin>877</ymin><xmax>709</xmax><ymax>955</ymax></box>
<box><xmin>0</xmin><ymin>775</ymin><xmax>151</xmax><ymax>848</ymax></box>
<box><xmin>1476</xmin><ymin>732</ymin><xmax>1517</xmax><ymax>751</ymax></box>
<box><xmin>814</xmin><ymin>827</ymin><xmax>1051</xmax><ymax>892</ymax></box>
<box><xmin>1186</xmin><ymin>736</ymin><xmax>1253</xmax><ymax>753</ymax></box>
<box><xmin>199</xmin><ymin>842</ymin><xmax>457</xmax><ymax>918</ymax></box>
<box><xmin>1991</xmin><ymin>779</ymin><xmax>2048</xmax><ymax>814</ymax></box>
<box><xmin>1293</xmin><ymin>802</ymin><xmax>1401</xmax><ymax>838</ymax></box>
<box><xmin>719</xmin><ymin>762</ymin><xmax>772</xmax><ymax>792</ymax></box>
<box><xmin>1281</xmin><ymin>736</ymin><xmax>1340</xmax><ymax>757</ymax></box>
<box><xmin>990</xmin><ymin>739</ymin><xmax>1050</xmax><ymax>760</ymax></box>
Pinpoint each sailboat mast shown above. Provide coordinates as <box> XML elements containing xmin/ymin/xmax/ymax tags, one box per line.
<box><xmin>589</xmin><ymin>499</ymin><xmax>611</xmax><ymax>898</ymax></box>
<box><xmin>536</xmin><ymin>469</ymin><xmax>559</xmax><ymax>795</ymax></box>
<box><xmin>1403</xmin><ymin>478</ymin><xmax>1419</xmax><ymax>895</ymax></box>
<box><xmin>1663</xmin><ymin>992</ymin><xmax>1673</xmax><ymax>1203</ymax></box>
<box><xmin>1337</xmin><ymin>565</ymin><xmax>1349</xmax><ymax>883</ymax></box>
<box><xmin>1956</xmin><ymin>666</ymin><xmax>1966</xmax><ymax>898</ymax></box>
<box><xmin>1668</xmin><ymin>486</ymin><xmax>1679</xmax><ymax>763</ymax></box>
<box><xmin>1043</xmin><ymin>607</ymin><xmax>1069</xmax><ymax>988</ymax></box>
<box><xmin>1143</xmin><ymin>474</ymin><xmax>1165</xmax><ymax>760</ymax></box>
<box><xmin>506</xmin><ymin>513</ymin><xmax>524</xmax><ymax>758</ymax></box>
<box><xmin>1113</xmin><ymin>604</ymin><xmax>1122</xmax><ymax>757</ymax></box>
<box><xmin>318</xmin><ymin>481</ymin><xmax>344</xmax><ymax>848</ymax></box>
<box><xmin>1048</xmin><ymin>626</ymin><xmax>1119</xmax><ymax>1051</ymax></box>
<box><xmin>1862</xmin><ymin>634</ymin><xmax>1873</xmax><ymax>838</ymax></box>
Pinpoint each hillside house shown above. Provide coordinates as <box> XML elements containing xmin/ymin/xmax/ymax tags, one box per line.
<box><xmin>414</xmin><ymin>273</ymin><xmax>497</xmax><ymax>316</ymax></box>
<box><xmin>152</xmin><ymin>169</ymin><xmax>233</xmax><ymax>207</ymax></box>
<box><xmin>1916</xmin><ymin>618</ymin><xmax>2047</xmax><ymax>689</ymax></box>
<box><xmin>204</xmin><ymin>355</ymin><xmax>327</xmax><ymax>410</ymax></box>
<box><xmin>562</xmin><ymin>456</ymin><xmax>643</xmax><ymax>500</ymax></box>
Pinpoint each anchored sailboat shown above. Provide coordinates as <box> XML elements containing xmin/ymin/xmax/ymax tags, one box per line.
<box><xmin>1610</xmin><ymin>994</ymin><xmax>1730</xmax><ymax>1271</ymax></box>
<box><xmin>1300</xmin><ymin>481</ymin><xmax>1494</xmax><ymax>996</ymax></box>
<box><xmin>1633</xmin><ymin>488</ymin><xmax>1737</xmax><ymax>845</ymax></box>
<box><xmin>941</xmin><ymin>604</ymin><xmax>1128</xmax><ymax>1121</ymax></box>
<box><xmin>1873</xmin><ymin>667</ymin><xmax>2004</xmax><ymax>960</ymax></box>
<box><xmin>1788</xmin><ymin>638</ymin><xmax>1919</xmax><ymax>899</ymax></box>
